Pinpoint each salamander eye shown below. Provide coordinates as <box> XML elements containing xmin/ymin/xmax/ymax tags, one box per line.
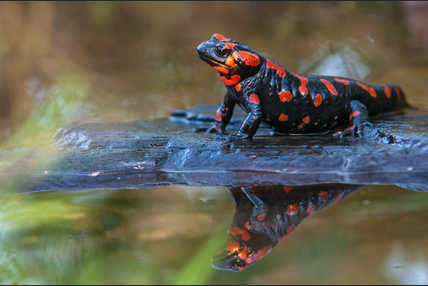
<box><xmin>215</xmin><ymin>45</ymin><xmax>229</xmax><ymax>57</ymax></box>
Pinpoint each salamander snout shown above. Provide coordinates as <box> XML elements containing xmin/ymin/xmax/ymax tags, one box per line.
<box><xmin>196</xmin><ymin>42</ymin><xmax>206</xmax><ymax>57</ymax></box>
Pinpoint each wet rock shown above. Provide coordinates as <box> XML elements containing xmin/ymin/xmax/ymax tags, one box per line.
<box><xmin>9</xmin><ymin>105</ymin><xmax>428</xmax><ymax>192</ymax></box>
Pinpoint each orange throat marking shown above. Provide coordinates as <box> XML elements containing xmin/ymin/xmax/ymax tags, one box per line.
<box><xmin>219</xmin><ymin>74</ymin><xmax>241</xmax><ymax>86</ymax></box>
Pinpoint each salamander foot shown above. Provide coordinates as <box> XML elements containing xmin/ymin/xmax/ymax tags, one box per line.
<box><xmin>333</xmin><ymin>121</ymin><xmax>374</xmax><ymax>139</ymax></box>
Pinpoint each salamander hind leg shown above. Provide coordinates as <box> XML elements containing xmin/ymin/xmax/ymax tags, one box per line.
<box><xmin>334</xmin><ymin>100</ymin><xmax>373</xmax><ymax>138</ymax></box>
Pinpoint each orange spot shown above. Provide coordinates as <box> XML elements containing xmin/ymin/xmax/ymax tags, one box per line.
<box><xmin>320</xmin><ymin>79</ymin><xmax>338</xmax><ymax>96</ymax></box>
<box><xmin>219</xmin><ymin>74</ymin><xmax>241</xmax><ymax>86</ymax></box>
<box><xmin>357</xmin><ymin>82</ymin><xmax>377</xmax><ymax>98</ymax></box>
<box><xmin>306</xmin><ymin>204</ymin><xmax>316</xmax><ymax>214</ymax></box>
<box><xmin>384</xmin><ymin>85</ymin><xmax>391</xmax><ymax>99</ymax></box>
<box><xmin>348</xmin><ymin>125</ymin><xmax>355</xmax><ymax>131</ymax></box>
<box><xmin>395</xmin><ymin>87</ymin><xmax>401</xmax><ymax>99</ymax></box>
<box><xmin>349</xmin><ymin>111</ymin><xmax>361</xmax><ymax>121</ymax></box>
<box><xmin>232</xmin><ymin>51</ymin><xmax>261</xmax><ymax>67</ymax></box>
<box><xmin>244</xmin><ymin>221</ymin><xmax>250</xmax><ymax>230</ymax></box>
<box><xmin>225</xmin><ymin>56</ymin><xmax>235</xmax><ymax>67</ymax></box>
<box><xmin>335</xmin><ymin>131</ymin><xmax>343</xmax><ymax>135</ymax></box>
<box><xmin>211</xmin><ymin>125</ymin><xmax>218</xmax><ymax>131</ymax></box>
<box><xmin>313</xmin><ymin>93</ymin><xmax>322</xmax><ymax>107</ymax></box>
<box><xmin>278</xmin><ymin>113</ymin><xmax>288</xmax><ymax>122</ymax></box>
<box><xmin>213</xmin><ymin>33</ymin><xmax>231</xmax><ymax>41</ymax></box>
<box><xmin>302</xmin><ymin>116</ymin><xmax>310</xmax><ymax>124</ymax></box>
<box><xmin>287</xmin><ymin>204</ymin><xmax>299</xmax><ymax>215</ymax></box>
<box><xmin>297</xmin><ymin>123</ymin><xmax>304</xmax><ymax>129</ymax></box>
<box><xmin>334</xmin><ymin>78</ymin><xmax>350</xmax><ymax>85</ymax></box>
<box><xmin>294</xmin><ymin>74</ymin><xmax>309</xmax><ymax>96</ymax></box>
<box><xmin>214</xmin><ymin>66</ymin><xmax>229</xmax><ymax>74</ymax></box>
<box><xmin>278</xmin><ymin>233</ymin><xmax>287</xmax><ymax>242</ymax></box>
<box><xmin>229</xmin><ymin>226</ymin><xmax>250</xmax><ymax>241</ymax></box>
<box><xmin>279</xmin><ymin>90</ymin><xmax>292</xmax><ymax>103</ymax></box>
<box><xmin>224</xmin><ymin>42</ymin><xmax>237</xmax><ymax>50</ymax></box>
<box><xmin>237</xmin><ymin>248</ymin><xmax>247</xmax><ymax>258</ymax></box>
<box><xmin>249</xmin><ymin>93</ymin><xmax>260</xmax><ymax>104</ymax></box>
<box><xmin>235</xmin><ymin>83</ymin><xmax>241</xmax><ymax>92</ymax></box>
<box><xmin>256</xmin><ymin>213</ymin><xmax>266</xmax><ymax>221</ymax></box>
<box><xmin>283</xmin><ymin>186</ymin><xmax>293</xmax><ymax>192</ymax></box>
<box><xmin>278</xmin><ymin>224</ymin><xmax>296</xmax><ymax>242</ymax></box>
<box><xmin>266</xmin><ymin>59</ymin><xmax>286</xmax><ymax>77</ymax></box>
<box><xmin>216</xmin><ymin>109</ymin><xmax>222</xmax><ymax>122</ymax></box>
<box><xmin>319</xmin><ymin>191</ymin><xmax>328</xmax><ymax>202</ymax></box>
<box><xmin>226</xmin><ymin>242</ymin><xmax>240</xmax><ymax>253</ymax></box>
<box><xmin>254</xmin><ymin>245</ymin><xmax>271</xmax><ymax>260</ymax></box>
<box><xmin>332</xmin><ymin>192</ymin><xmax>344</xmax><ymax>204</ymax></box>
<box><xmin>287</xmin><ymin>224</ymin><xmax>296</xmax><ymax>234</ymax></box>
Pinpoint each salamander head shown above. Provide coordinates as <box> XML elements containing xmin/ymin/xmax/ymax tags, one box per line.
<box><xmin>211</xmin><ymin>226</ymin><xmax>273</xmax><ymax>272</ymax></box>
<box><xmin>197</xmin><ymin>33</ymin><xmax>263</xmax><ymax>86</ymax></box>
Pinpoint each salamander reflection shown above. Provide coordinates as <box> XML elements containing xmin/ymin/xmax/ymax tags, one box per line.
<box><xmin>212</xmin><ymin>184</ymin><xmax>362</xmax><ymax>272</ymax></box>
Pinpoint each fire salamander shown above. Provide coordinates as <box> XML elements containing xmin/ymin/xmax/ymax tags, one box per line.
<box><xmin>212</xmin><ymin>184</ymin><xmax>360</xmax><ymax>272</ymax></box>
<box><xmin>197</xmin><ymin>33</ymin><xmax>409</xmax><ymax>139</ymax></box>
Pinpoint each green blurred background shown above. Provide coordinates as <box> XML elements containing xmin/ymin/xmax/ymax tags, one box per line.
<box><xmin>1</xmin><ymin>1</ymin><xmax>428</xmax><ymax>284</ymax></box>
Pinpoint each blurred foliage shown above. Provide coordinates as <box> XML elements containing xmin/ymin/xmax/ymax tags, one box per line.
<box><xmin>173</xmin><ymin>223</ymin><xmax>227</xmax><ymax>285</ymax></box>
<box><xmin>91</xmin><ymin>2</ymin><xmax>116</xmax><ymax>25</ymax></box>
<box><xmin>0</xmin><ymin>188</ymin><xmax>233</xmax><ymax>284</ymax></box>
<box><xmin>2</xmin><ymin>73</ymin><xmax>90</xmax><ymax>149</ymax></box>
<box><xmin>0</xmin><ymin>73</ymin><xmax>89</xmax><ymax>197</ymax></box>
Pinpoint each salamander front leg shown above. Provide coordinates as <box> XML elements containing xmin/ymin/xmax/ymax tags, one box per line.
<box><xmin>207</xmin><ymin>91</ymin><xmax>236</xmax><ymax>134</ymax></box>
<box><xmin>334</xmin><ymin>100</ymin><xmax>372</xmax><ymax>138</ymax></box>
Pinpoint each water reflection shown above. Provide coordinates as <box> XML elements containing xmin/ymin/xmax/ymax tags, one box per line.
<box><xmin>1</xmin><ymin>183</ymin><xmax>428</xmax><ymax>284</ymax></box>
<box><xmin>213</xmin><ymin>184</ymin><xmax>362</xmax><ymax>272</ymax></box>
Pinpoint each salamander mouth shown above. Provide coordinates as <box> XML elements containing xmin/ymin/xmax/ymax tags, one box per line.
<box><xmin>211</xmin><ymin>253</ymin><xmax>248</xmax><ymax>272</ymax></box>
<box><xmin>199</xmin><ymin>54</ymin><xmax>228</xmax><ymax>68</ymax></box>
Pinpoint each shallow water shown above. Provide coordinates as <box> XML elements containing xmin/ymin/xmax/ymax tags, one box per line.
<box><xmin>1</xmin><ymin>2</ymin><xmax>428</xmax><ymax>284</ymax></box>
<box><xmin>2</xmin><ymin>185</ymin><xmax>428</xmax><ymax>284</ymax></box>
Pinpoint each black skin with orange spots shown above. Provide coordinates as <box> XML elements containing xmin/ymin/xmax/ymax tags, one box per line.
<box><xmin>212</xmin><ymin>184</ymin><xmax>360</xmax><ymax>272</ymax></box>
<box><xmin>197</xmin><ymin>33</ymin><xmax>409</xmax><ymax>139</ymax></box>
